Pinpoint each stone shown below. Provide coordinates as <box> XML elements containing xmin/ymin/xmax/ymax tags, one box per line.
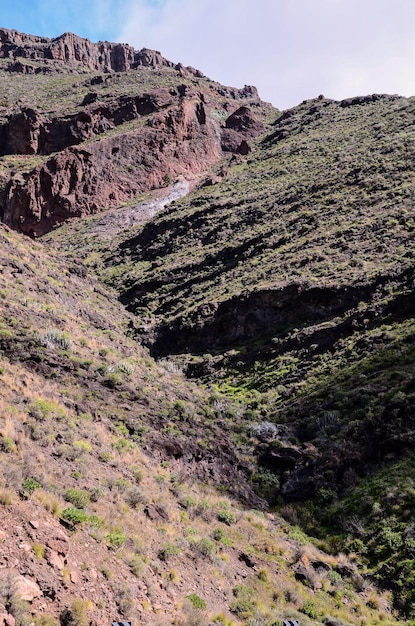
<box><xmin>11</xmin><ymin>575</ymin><xmax>42</xmax><ymax>602</ymax></box>
<box><xmin>46</xmin><ymin>535</ymin><xmax>69</xmax><ymax>556</ymax></box>
<box><xmin>18</xmin><ymin>542</ymin><xmax>31</xmax><ymax>553</ymax></box>
<box><xmin>29</xmin><ymin>521</ymin><xmax>40</xmax><ymax>529</ymax></box>
<box><xmin>46</xmin><ymin>549</ymin><xmax>64</xmax><ymax>571</ymax></box>
<box><xmin>70</xmin><ymin>569</ymin><xmax>81</xmax><ymax>584</ymax></box>
<box><xmin>225</xmin><ymin>106</ymin><xmax>264</xmax><ymax>136</ymax></box>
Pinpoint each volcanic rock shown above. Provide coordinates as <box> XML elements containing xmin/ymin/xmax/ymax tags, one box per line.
<box><xmin>0</xmin><ymin>28</ymin><xmax>173</xmax><ymax>73</ymax></box>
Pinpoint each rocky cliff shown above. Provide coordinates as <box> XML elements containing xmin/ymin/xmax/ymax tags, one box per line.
<box><xmin>0</xmin><ymin>29</ymin><xmax>270</xmax><ymax>235</ymax></box>
<box><xmin>2</xmin><ymin>94</ymin><xmax>223</xmax><ymax>235</ymax></box>
<box><xmin>0</xmin><ymin>28</ymin><xmax>172</xmax><ymax>73</ymax></box>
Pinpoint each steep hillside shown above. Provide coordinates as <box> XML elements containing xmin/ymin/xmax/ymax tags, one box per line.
<box><xmin>1</xmin><ymin>27</ymin><xmax>415</xmax><ymax>625</ymax></box>
<box><xmin>88</xmin><ymin>92</ymin><xmax>415</xmax><ymax>485</ymax></box>
<box><xmin>51</xmin><ymin>93</ymin><xmax>415</xmax><ymax>615</ymax></box>
<box><xmin>0</xmin><ymin>220</ymin><xmax>400</xmax><ymax>626</ymax></box>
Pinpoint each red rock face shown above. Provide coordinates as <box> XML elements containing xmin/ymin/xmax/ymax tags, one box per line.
<box><xmin>3</xmin><ymin>98</ymin><xmax>223</xmax><ymax>236</ymax></box>
<box><xmin>1</xmin><ymin>90</ymin><xmax>175</xmax><ymax>156</ymax></box>
<box><xmin>221</xmin><ymin>106</ymin><xmax>264</xmax><ymax>153</ymax></box>
<box><xmin>0</xmin><ymin>29</ymin><xmax>268</xmax><ymax>236</ymax></box>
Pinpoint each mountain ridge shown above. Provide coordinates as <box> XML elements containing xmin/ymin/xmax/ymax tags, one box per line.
<box><xmin>0</xmin><ymin>27</ymin><xmax>176</xmax><ymax>74</ymax></box>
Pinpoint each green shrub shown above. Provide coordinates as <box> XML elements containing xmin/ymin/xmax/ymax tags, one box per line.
<box><xmin>186</xmin><ymin>593</ymin><xmax>207</xmax><ymax>609</ymax></box>
<box><xmin>87</xmin><ymin>515</ymin><xmax>104</xmax><ymax>529</ymax></box>
<box><xmin>111</xmin><ymin>437</ymin><xmax>135</xmax><ymax>453</ymax></box>
<box><xmin>106</xmin><ymin>530</ymin><xmax>127</xmax><ymax>549</ymax></box>
<box><xmin>22</xmin><ymin>477</ymin><xmax>41</xmax><ymax>494</ymax></box>
<box><xmin>64</xmin><ymin>598</ymin><xmax>93</xmax><ymax>626</ymax></box>
<box><xmin>114</xmin><ymin>584</ymin><xmax>133</xmax><ymax>616</ymax></box>
<box><xmin>33</xmin><ymin>616</ymin><xmax>60</xmax><ymax>626</ymax></box>
<box><xmin>217</xmin><ymin>505</ymin><xmax>236</xmax><ymax>526</ymax></box>
<box><xmin>64</xmin><ymin>488</ymin><xmax>90</xmax><ymax>509</ymax></box>
<box><xmin>158</xmin><ymin>542</ymin><xmax>180</xmax><ymax>561</ymax></box>
<box><xmin>33</xmin><ymin>542</ymin><xmax>46</xmax><ymax>558</ymax></box>
<box><xmin>180</xmin><ymin>495</ymin><xmax>197</xmax><ymax>509</ymax></box>
<box><xmin>0</xmin><ymin>435</ymin><xmax>16</xmax><ymax>453</ymax></box>
<box><xmin>194</xmin><ymin>537</ymin><xmax>216</xmax><ymax>557</ymax></box>
<box><xmin>233</xmin><ymin>584</ymin><xmax>255</xmax><ymax>600</ymax></box>
<box><xmin>28</xmin><ymin>398</ymin><xmax>66</xmax><ymax>421</ymax></box>
<box><xmin>61</xmin><ymin>507</ymin><xmax>88</xmax><ymax>526</ymax></box>
<box><xmin>128</xmin><ymin>555</ymin><xmax>144</xmax><ymax>577</ymax></box>
<box><xmin>131</xmin><ymin>466</ymin><xmax>144</xmax><ymax>484</ymax></box>
<box><xmin>229</xmin><ymin>598</ymin><xmax>255</xmax><ymax>619</ymax></box>
<box><xmin>36</xmin><ymin>328</ymin><xmax>72</xmax><ymax>351</ymax></box>
<box><xmin>300</xmin><ymin>599</ymin><xmax>319</xmax><ymax>619</ymax></box>
<box><xmin>103</xmin><ymin>372</ymin><xmax>122</xmax><ymax>388</ymax></box>
<box><xmin>257</xmin><ymin>568</ymin><xmax>269</xmax><ymax>582</ymax></box>
<box><xmin>125</xmin><ymin>486</ymin><xmax>147</xmax><ymax>507</ymax></box>
<box><xmin>212</xmin><ymin>528</ymin><xmax>225</xmax><ymax>542</ymax></box>
<box><xmin>250</xmin><ymin>469</ymin><xmax>281</xmax><ymax>505</ymax></box>
<box><xmin>72</xmin><ymin>440</ymin><xmax>92</xmax><ymax>454</ymax></box>
<box><xmin>0</xmin><ymin>488</ymin><xmax>14</xmax><ymax>505</ymax></box>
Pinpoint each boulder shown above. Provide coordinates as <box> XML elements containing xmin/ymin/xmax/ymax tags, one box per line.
<box><xmin>11</xmin><ymin>575</ymin><xmax>42</xmax><ymax>602</ymax></box>
<box><xmin>46</xmin><ymin>534</ymin><xmax>70</xmax><ymax>556</ymax></box>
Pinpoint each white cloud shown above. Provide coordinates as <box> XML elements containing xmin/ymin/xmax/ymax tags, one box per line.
<box><xmin>116</xmin><ymin>0</ymin><xmax>415</xmax><ymax>109</ymax></box>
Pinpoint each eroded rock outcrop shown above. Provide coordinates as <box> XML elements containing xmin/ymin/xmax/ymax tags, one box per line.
<box><xmin>0</xmin><ymin>28</ymin><xmax>172</xmax><ymax>73</ymax></box>
<box><xmin>0</xmin><ymin>89</ymin><xmax>175</xmax><ymax>156</ymax></box>
<box><xmin>221</xmin><ymin>105</ymin><xmax>264</xmax><ymax>153</ymax></box>
<box><xmin>3</xmin><ymin>97</ymin><xmax>223</xmax><ymax>235</ymax></box>
<box><xmin>0</xmin><ymin>29</ymin><xmax>270</xmax><ymax>235</ymax></box>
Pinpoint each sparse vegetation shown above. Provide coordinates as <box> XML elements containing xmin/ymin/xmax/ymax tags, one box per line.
<box><xmin>0</xmin><ymin>25</ymin><xmax>413</xmax><ymax>626</ymax></box>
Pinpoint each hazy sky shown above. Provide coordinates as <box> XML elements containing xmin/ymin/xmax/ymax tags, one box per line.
<box><xmin>2</xmin><ymin>0</ymin><xmax>415</xmax><ymax>109</ymax></box>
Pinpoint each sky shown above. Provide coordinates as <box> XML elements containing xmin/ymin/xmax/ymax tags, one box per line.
<box><xmin>1</xmin><ymin>0</ymin><xmax>415</xmax><ymax>110</ymax></box>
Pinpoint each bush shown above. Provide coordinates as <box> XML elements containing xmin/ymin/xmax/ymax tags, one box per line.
<box><xmin>0</xmin><ymin>435</ymin><xmax>16</xmax><ymax>453</ymax></box>
<box><xmin>28</xmin><ymin>398</ymin><xmax>66</xmax><ymax>421</ymax></box>
<box><xmin>37</xmin><ymin>328</ymin><xmax>72</xmax><ymax>351</ymax></box>
<box><xmin>194</xmin><ymin>537</ymin><xmax>216</xmax><ymax>557</ymax></box>
<box><xmin>61</xmin><ymin>507</ymin><xmax>88</xmax><ymax>526</ymax></box>
<box><xmin>212</xmin><ymin>528</ymin><xmax>225</xmax><ymax>542</ymax></box>
<box><xmin>217</xmin><ymin>506</ymin><xmax>236</xmax><ymax>526</ymax></box>
<box><xmin>106</xmin><ymin>530</ymin><xmax>126</xmax><ymax>549</ymax></box>
<box><xmin>33</xmin><ymin>542</ymin><xmax>46</xmax><ymax>559</ymax></box>
<box><xmin>114</xmin><ymin>584</ymin><xmax>133</xmax><ymax>616</ymax></box>
<box><xmin>233</xmin><ymin>584</ymin><xmax>255</xmax><ymax>600</ymax></box>
<box><xmin>250</xmin><ymin>469</ymin><xmax>281</xmax><ymax>505</ymax></box>
<box><xmin>22</xmin><ymin>477</ymin><xmax>41</xmax><ymax>494</ymax></box>
<box><xmin>229</xmin><ymin>598</ymin><xmax>255</xmax><ymax>619</ymax></box>
<box><xmin>158</xmin><ymin>542</ymin><xmax>180</xmax><ymax>561</ymax></box>
<box><xmin>128</xmin><ymin>555</ymin><xmax>144</xmax><ymax>577</ymax></box>
<box><xmin>33</xmin><ymin>616</ymin><xmax>60</xmax><ymax>626</ymax></box>
<box><xmin>111</xmin><ymin>437</ymin><xmax>135</xmax><ymax>453</ymax></box>
<box><xmin>0</xmin><ymin>488</ymin><xmax>14</xmax><ymax>505</ymax></box>
<box><xmin>72</xmin><ymin>440</ymin><xmax>92</xmax><ymax>454</ymax></box>
<box><xmin>131</xmin><ymin>466</ymin><xmax>144</xmax><ymax>484</ymax></box>
<box><xmin>186</xmin><ymin>593</ymin><xmax>207</xmax><ymax>609</ymax></box>
<box><xmin>63</xmin><ymin>598</ymin><xmax>93</xmax><ymax>626</ymax></box>
<box><xmin>125</xmin><ymin>487</ymin><xmax>147</xmax><ymax>507</ymax></box>
<box><xmin>64</xmin><ymin>488</ymin><xmax>90</xmax><ymax>509</ymax></box>
<box><xmin>301</xmin><ymin>600</ymin><xmax>318</xmax><ymax>619</ymax></box>
<box><xmin>257</xmin><ymin>568</ymin><xmax>269</xmax><ymax>582</ymax></box>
